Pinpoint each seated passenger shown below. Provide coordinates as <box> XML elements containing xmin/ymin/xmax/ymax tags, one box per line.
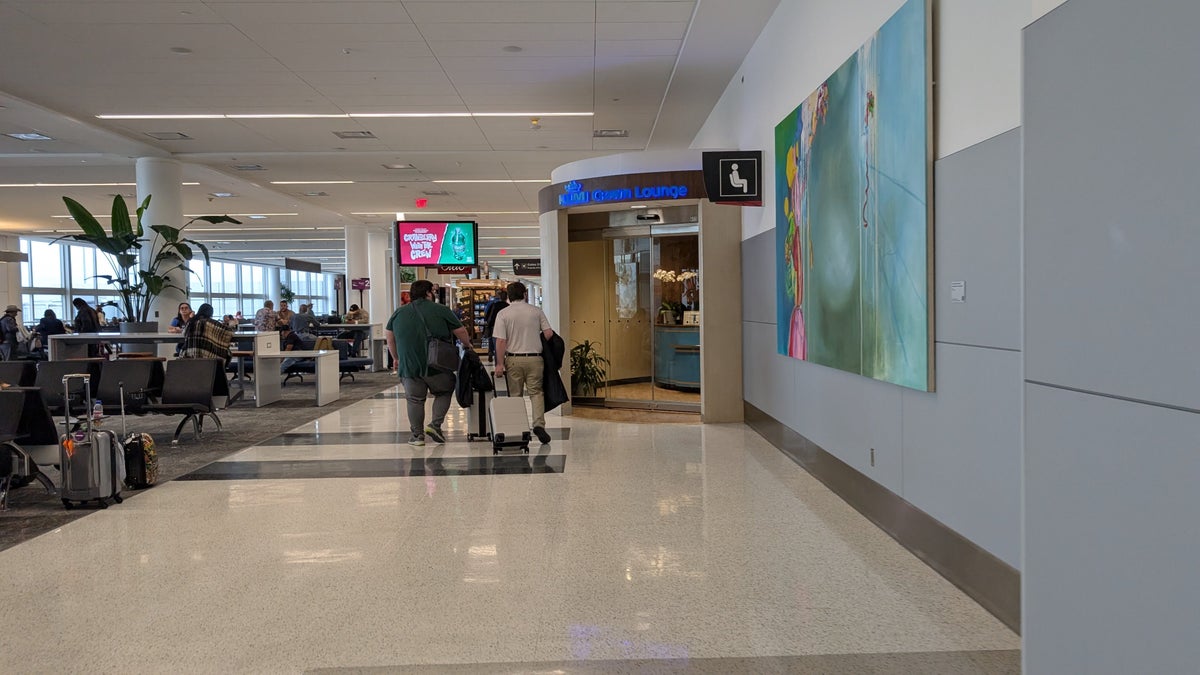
<box><xmin>179</xmin><ymin>303</ymin><xmax>233</xmax><ymax>363</ymax></box>
<box><xmin>290</xmin><ymin>304</ymin><xmax>321</xmax><ymax>335</ymax></box>
<box><xmin>344</xmin><ymin>304</ymin><xmax>369</xmax><ymax>324</ymax></box>
<box><xmin>278</xmin><ymin>325</ymin><xmax>306</xmax><ymax>374</ymax></box>
<box><xmin>167</xmin><ymin>302</ymin><xmax>194</xmax><ymax>334</ymax></box>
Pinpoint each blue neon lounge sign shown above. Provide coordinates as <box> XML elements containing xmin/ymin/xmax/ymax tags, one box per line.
<box><xmin>557</xmin><ymin>179</ymin><xmax>690</xmax><ymax>208</ymax></box>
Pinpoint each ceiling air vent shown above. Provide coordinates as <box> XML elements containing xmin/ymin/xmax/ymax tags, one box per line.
<box><xmin>593</xmin><ymin>129</ymin><xmax>629</xmax><ymax>138</ymax></box>
<box><xmin>233</xmin><ymin>164</ymin><xmax>265</xmax><ymax>171</ymax></box>
<box><xmin>145</xmin><ymin>132</ymin><xmax>191</xmax><ymax>140</ymax></box>
<box><xmin>421</xmin><ymin>189</ymin><xmax>450</xmax><ymax>196</ymax></box>
<box><xmin>333</xmin><ymin>130</ymin><xmax>376</xmax><ymax>139</ymax></box>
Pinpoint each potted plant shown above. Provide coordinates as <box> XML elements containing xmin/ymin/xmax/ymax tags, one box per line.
<box><xmin>659</xmin><ymin>300</ymin><xmax>683</xmax><ymax>325</ymax></box>
<box><xmin>279</xmin><ymin>284</ymin><xmax>296</xmax><ymax>305</ymax></box>
<box><xmin>570</xmin><ymin>339</ymin><xmax>610</xmax><ymax>397</ymax></box>
<box><xmin>59</xmin><ymin>195</ymin><xmax>240</xmax><ymax>325</ymax></box>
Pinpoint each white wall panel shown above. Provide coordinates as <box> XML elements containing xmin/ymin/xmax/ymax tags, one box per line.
<box><xmin>1024</xmin><ymin>383</ymin><xmax>1200</xmax><ymax>673</ymax></box>
<box><xmin>934</xmin><ymin>129</ymin><xmax>1022</xmax><ymax>351</ymax></box>
<box><xmin>1024</xmin><ymin>0</ymin><xmax>1200</xmax><ymax>410</ymax></box>
<box><xmin>902</xmin><ymin>344</ymin><xmax>1022</xmax><ymax>568</ymax></box>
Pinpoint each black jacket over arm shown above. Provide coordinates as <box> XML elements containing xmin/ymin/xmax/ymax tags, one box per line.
<box><xmin>541</xmin><ymin>332</ymin><xmax>569</xmax><ymax>413</ymax></box>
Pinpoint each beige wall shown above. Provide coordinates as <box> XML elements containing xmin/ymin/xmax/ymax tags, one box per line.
<box><xmin>568</xmin><ymin>239</ymin><xmax>652</xmax><ymax>385</ymax></box>
<box><xmin>698</xmin><ymin>202</ymin><xmax>744</xmax><ymax>422</ymax></box>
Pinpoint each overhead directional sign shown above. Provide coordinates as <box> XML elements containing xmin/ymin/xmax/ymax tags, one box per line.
<box><xmin>512</xmin><ymin>258</ymin><xmax>541</xmax><ymax>276</ymax></box>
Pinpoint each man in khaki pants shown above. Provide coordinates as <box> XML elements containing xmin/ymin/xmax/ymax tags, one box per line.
<box><xmin>493</xmin><ymin>281</ymin><xmax>555</xmax><ymax>444</ymax></box>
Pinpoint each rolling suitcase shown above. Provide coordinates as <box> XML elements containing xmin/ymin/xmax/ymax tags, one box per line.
<box><xmin>59</xmin><ymin>374</ymin><xmax>124</xmax><ymax>509</ymax></box>
<box><xmin>118</xmin><ymin>382</ymin><xmax>158</xmax><ymax>489</ymax></box>
<box><xmin>489</xmin><ymin>373</ymin><xmax>531</xmax><ymax>454</ymax></box>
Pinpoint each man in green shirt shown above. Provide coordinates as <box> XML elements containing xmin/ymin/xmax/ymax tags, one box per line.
<box><xmin>386</xmin><ymin>280</ymin><xmax>471</xmax><ymax>446</ymax></box>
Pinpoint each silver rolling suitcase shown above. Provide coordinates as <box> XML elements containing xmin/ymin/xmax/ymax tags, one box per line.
<box><xmin>489</xmin><ymin>373</ymin><xmax>531</xmax><ymax>454</ymax></box>
<box><xmin>59</xmin><ymin>374</ymin><xmax>124</xmax><ymax>509</ymax></box>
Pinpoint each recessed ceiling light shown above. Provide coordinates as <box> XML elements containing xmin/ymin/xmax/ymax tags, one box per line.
<box><xmin>382</xmin><ymin>163</ymin><xmax>411</xmax><ymax>170</ymax></box>
<box><xmin>332</xmin><ymin>130</ymin><xmax>376</xmax><ymax>139</ymax></box>
<box><xmin>269</xmin><ymin>180</ymin><xmax>354</xmax><ymax>185</ymax></box>
<box><xmin>502</xmin><ymin>45</ymin><xmax>523</xmax><ymax>53</ymax></box>
<box><xmin>432</xmin><ymin>179</ymin><xmax>550</xmax><ymax>184</ymax></box>
<box><xmin>170</xmin><ymin>47</ymin><xmax>193</xmax><ymax>54</ymax></box>
<box><xmin>593</xmin><ymin>129</ymin><xmax>629</xmax><ymax>138</ymax></box>
<box><xmin>98</xmin><ymin>111</ymin><xmax>593</xmax><ymax>120</ymax></box>
<box><xmin>25</xmin><ymin>182</ymin><xmax>195</xmax><ymax>190</ymax></box>
<box><xmin>4</xmin><ymin>132</ymin><xmax>54</xmax><ymax>141</ymax></box>
<box><xmin>145</xmin><ymin>132</ymin><xmax>192</xmax><ymax>140</ymax></box>
<box><xmin>209</xmin><ymin>192</ymin><xmax>236</xmax><ymax>198</ymax></box>
<box><xmin>352</xmin><ymin>211</ymin><xmax>535</xmax><ymax>216</ymax></box>
<box><xmin>630</xmin><ymin>204</ymin><xmax>648</xmax><ymax>209</ymax></box>
<box><xmin>247</xmin><ymin>215</ymin><xmax>268</xmax><ymax>220</ymax></box>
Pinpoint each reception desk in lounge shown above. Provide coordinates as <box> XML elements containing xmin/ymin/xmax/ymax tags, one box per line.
<box><xmin>653</xmin><ymin>324</ymin><xmax>699</xmax><ymax>391</ymax></box>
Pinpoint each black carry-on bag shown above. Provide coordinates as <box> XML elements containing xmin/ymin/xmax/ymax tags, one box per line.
<box><xmin>119</xmin><ymin>381</ymin><xmax>158</xmax><ymax>489</ymax></box>
<box><xmin>59</xmin><ymin>373</ymin><xmax>124</xmax><ymax>509</ymax></box>
<box><xmin>488</xmin><ymin>372</ymin><xmax>532</xmax><ymax>454</ymax></box>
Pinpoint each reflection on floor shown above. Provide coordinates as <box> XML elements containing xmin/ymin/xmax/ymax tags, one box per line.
<box><xmin>606</xmin><ymin>381</ymin><xmax>701</xmax><ymax>404</ymax></box>
<box><xmin>570</xmin><ymin>406</ymin><xmax>699</xmax><ymax>425</ymax></box>
<box><xmin>0</xmin><ymin>384</ymin><xmax>1020</xmax><ymax>672</ymax></box>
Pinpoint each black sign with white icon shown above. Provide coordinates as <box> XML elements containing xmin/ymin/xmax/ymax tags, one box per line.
<box><xmin>512</xmin><ymin>258</ymin><xmax>541</xmax><ymax>276</ymax></box>
<box><xmin>702</xmin><ymin>150</ymin><xmax>763</xmax><ymax>206</ymax></box>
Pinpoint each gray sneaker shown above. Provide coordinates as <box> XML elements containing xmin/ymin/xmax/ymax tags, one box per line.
<box><xmin>424</xmin><ymin>426</ymin><xmax>446</xmax><ymax>444</ymax></box>
<box><xmin>408</xmin><ymin>436</ymin><xmax>425</xmax><ymax>447</ymax></box>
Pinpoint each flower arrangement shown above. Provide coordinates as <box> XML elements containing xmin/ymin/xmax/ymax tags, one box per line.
<box><xmin>654</xmin><ymin>268</ymin><xmax>700</xmax><ymax>323</ymax></box>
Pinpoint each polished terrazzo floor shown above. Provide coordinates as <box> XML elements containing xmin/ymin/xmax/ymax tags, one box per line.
<box><xmin>0</xmin><ymin>385</ymin><xmax>1020</xmax><ymax>673</ymax></box>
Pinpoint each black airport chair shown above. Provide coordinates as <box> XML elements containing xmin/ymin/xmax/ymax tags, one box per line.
<box><xmin>34</xmin><ymin>360</ymin><xmax>95</xmax><ymax>415</ymax></box>
<box><xmin>95</xmin><ymin>358</ymin><xmax>165</xmax><ymax>415</ymax></box>
<box><xmin>145</xmin><ymin>358</ymin><xmax>225</xmax><ymax>443</ymax></box>
<box><xmin>0</xmin><ymin>361</ymin><xmax>37</xmax><ymax>386</ymax></box>
<box><xmin>0</xmin><ymin>390</ymin><xmax>25</xmax><ymax>510</ymax></box>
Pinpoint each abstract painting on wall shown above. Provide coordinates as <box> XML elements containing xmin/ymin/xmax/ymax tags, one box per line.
<box><xmin>775</xmin><ymin>0</ymin><xmax>933</xmax><ymax>391</ymax></box>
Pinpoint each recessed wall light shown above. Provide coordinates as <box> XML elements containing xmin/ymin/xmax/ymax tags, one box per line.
<box><xmin>4</xmin><ymin>132</ymin><xmax>54</xmax><ymax>141</ymax></box>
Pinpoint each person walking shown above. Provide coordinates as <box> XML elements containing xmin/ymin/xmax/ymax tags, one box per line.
<box><xmin>493</xmin><ymin>281</ymin><xmax>554</xmax><ymax>445</ymax></box>
<box><xmin>482</xmin><ymin>289</ymin><xmax>508</xmax><ymax>363</ymax></box>
<box><xmin>0</xmin><ymin>305</ymin><xmax>21</xmax><ymax>361</ymax></box>
<box><xmin>385</xmin><ymin>280</ymin><xmax>470</xmax><ymax>447</ymax></box>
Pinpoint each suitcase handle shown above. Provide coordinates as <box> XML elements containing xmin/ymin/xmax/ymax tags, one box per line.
<box><xmin>62</xmin><ymin>373</ymin><xmax>92</xmax><ymax>437</ymax></box>
<box><xmin>119</xmin><ymin>381</ymin><xmax>127</xmax><ymax>437</ymax></box>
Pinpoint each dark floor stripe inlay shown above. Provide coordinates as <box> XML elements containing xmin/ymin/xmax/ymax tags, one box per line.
<box><xmin>260</xmin><ymin>428</ymin><xmax>569</xmax><ymax>445</ymax></box>
<box><xmin>177</xmin><ymin>455</ymin><xmax>566</xmax><ymax>480</ymax></box>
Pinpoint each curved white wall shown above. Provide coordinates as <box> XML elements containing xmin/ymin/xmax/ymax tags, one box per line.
<box><xmin>551</xmin><ymin>150</ymin><xmax>702</xmax><ymax>183</ymax></box>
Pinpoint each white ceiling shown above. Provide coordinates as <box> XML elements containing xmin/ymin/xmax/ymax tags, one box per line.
<box><xmin>0</xmin><ymin>0</ymin><xmax>778</xmax><ymax>275</ymax></box>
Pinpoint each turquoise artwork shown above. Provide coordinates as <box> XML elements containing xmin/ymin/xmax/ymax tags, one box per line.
<box><xmin>775</xmin><ymin>0</ymin><xmax>933</xmax><ymax>391</ymax></box>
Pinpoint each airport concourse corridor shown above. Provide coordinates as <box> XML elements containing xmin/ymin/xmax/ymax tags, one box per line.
<box><xmin>0</xmin><ymin>386</ymin><xmax>1019</xmax><ymax>673</ymax></box>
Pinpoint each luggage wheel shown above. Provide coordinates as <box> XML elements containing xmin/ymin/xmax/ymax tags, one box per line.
<box><xmin>112</xmin><ymin>494</ymin><xmax>123</xmax><ymax>504</ymax></box>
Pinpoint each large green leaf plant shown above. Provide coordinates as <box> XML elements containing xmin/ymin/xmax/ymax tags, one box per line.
<box><xmin>59</xmin><ymin>195</ymin><xmax>241</xmax><ymax>322</ymax></box>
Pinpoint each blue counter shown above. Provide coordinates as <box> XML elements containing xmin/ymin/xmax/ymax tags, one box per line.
<box><xmin>654</xmin><ymin>325</ymin><xmax>700</xmax><ymax>391</ymax></box>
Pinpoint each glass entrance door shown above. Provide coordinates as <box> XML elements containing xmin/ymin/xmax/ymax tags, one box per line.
<box><xmin>601</xmin><ymin>229</ymin><xmax>701</xmax><ymax>411</ymax></box>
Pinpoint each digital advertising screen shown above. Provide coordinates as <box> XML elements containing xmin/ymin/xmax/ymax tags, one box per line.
<box><xmin>395</xmin><ymin>221</ymin><xmax>478</xmax><ymax>267</ymax></box>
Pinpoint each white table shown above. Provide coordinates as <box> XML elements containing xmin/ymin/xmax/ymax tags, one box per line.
<box><xmin>48</xmin><ymin>331</ymin><xmax>261</xmax><ymax>361</ymax></box>
<box><xmin>317</xmin><ymin>323</ymin><xmax>385</xmax><ymax>370</ymax></box>
<box><xmin>253</xmin><ymin>349</ymin><xmax>340</xmax><ymax>407</ymax></box>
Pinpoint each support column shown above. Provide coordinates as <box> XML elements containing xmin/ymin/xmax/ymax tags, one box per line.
<box><xmin>0</xmin><ymin>235</ymin><xmax>23</xmax><ymax>312</ymax></box>
<box><xmin>135</xmin><ymin>157</ymin><xmax>184</xmax><ymax>331</ymax></box>
<box><xmin>366</xmin><ymin>229</ymin><xmax>391</xmax><ymax>321</ymax></box>
<box><xmin>697</xmin><ymin>201</ymin><xmax>743</xmax><ymax>423</ymax></box>
<box><xmin>345</xmin><ymin>225</ymin><xmax>370</xmax><ymax>312</ymax></box>
<box><xmin>539</xmin><ymin>209</ymin><xmax>570</xmax><ymax>414</ymax></box>
<box><xmin>267</xmin><ymin>267</ymin><xmax>282</xmax><ymax>307</ymax></box>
